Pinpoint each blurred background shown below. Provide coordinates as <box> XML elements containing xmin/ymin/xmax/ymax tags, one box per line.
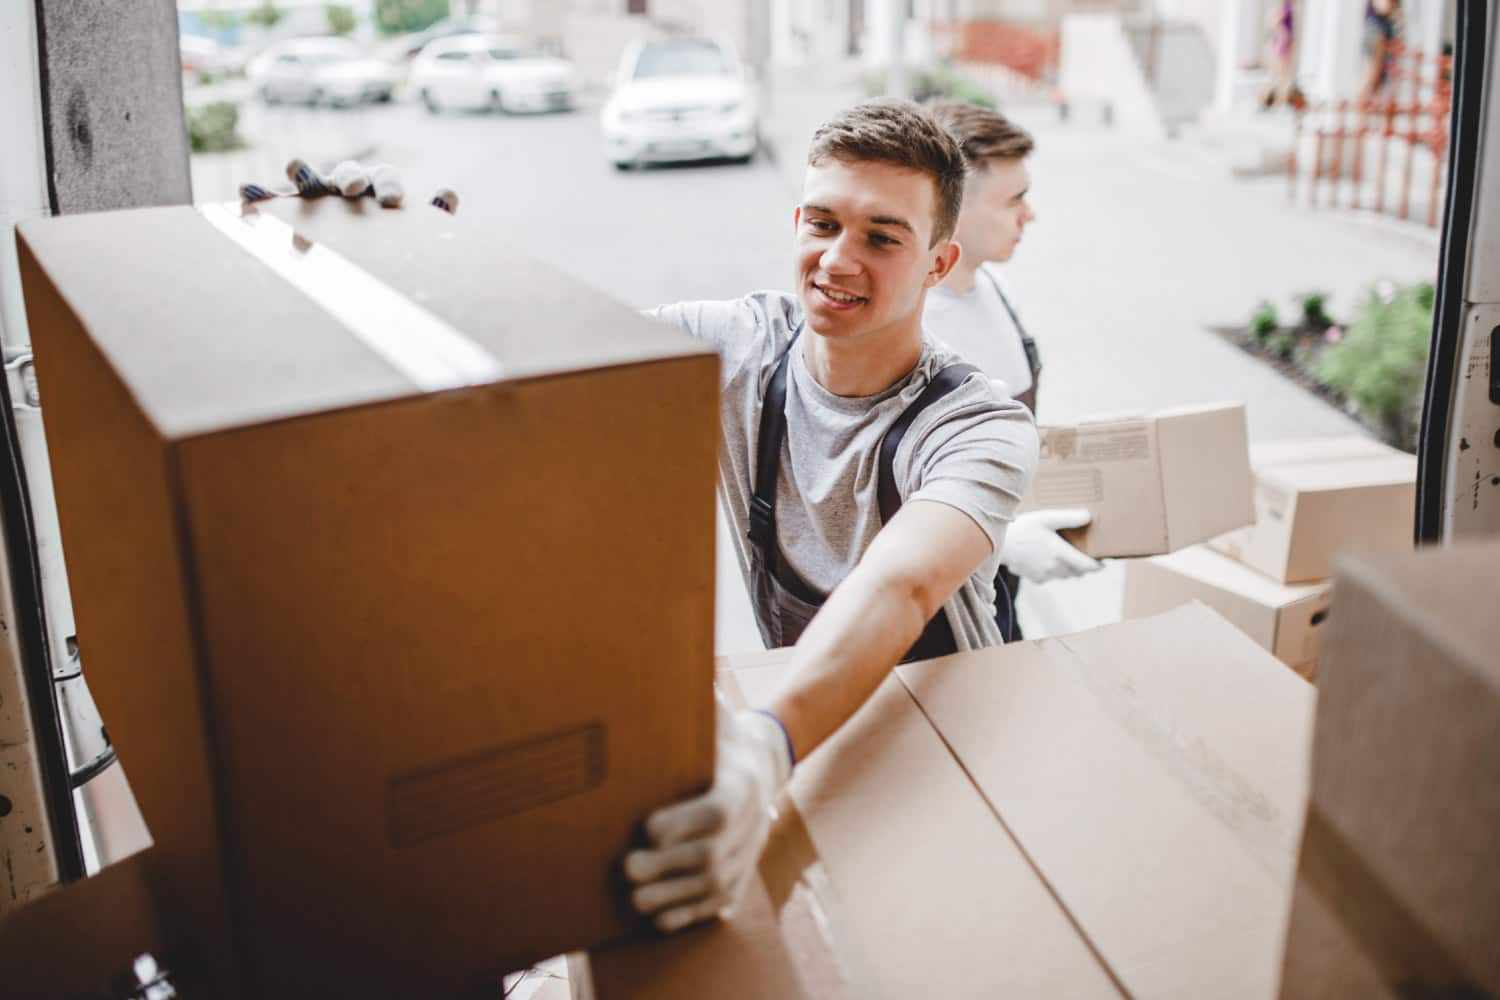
<box><xmin>175</xmin><ymin>0</ymin><xmax>1455</xmax><ymax>643</ymax></box>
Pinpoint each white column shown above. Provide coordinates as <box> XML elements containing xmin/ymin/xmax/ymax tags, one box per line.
<box><xmin>1213</xmin><ymin>0</ymin><xmax>1245</xmax><ymax>112</ymax></box>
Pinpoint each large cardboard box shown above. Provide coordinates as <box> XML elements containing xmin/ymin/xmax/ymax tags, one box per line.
<box><xmin>17</xmin><ymin>200</ymin><xmax>720</xmax><ymax>998</ymax></box>
<box><xmin>1280</xmin><ymin>542</ymin><xmax>1500</xmax><ymax>998</ymax></box>
<box><xmin>1021</xmin><ymin>403</ymin><xmax>1254</xmax><ymax>557</ymax></box>
<box><xmin>587</xmin><ymin>603</ymin><xmax>1316</xmax><ymax>998</ymax></box>
<box><xmin>1209</xmin><ymin>436</ymin><xmax>1416</xmax><ymax>583</ymax></box>
<box><xmin>1123</xmin><ymin>544</ymin><xmax>1332</xmax><ymax>678</ymax></box>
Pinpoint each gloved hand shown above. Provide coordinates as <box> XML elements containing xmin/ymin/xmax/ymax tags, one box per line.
<box><xmin>239</xmin><ymin>159</ymin><xmax>459</xmax><ymax>215</ymax></box>
<box><xmin>1002</xmin><ymin>508</ymin><xmax>1103</xmax><ymax>583</ymax></box>
<box><xmin>623</xmin><ymin>704</ymin><xmax>794</xmax><ymax>933</ymax></box>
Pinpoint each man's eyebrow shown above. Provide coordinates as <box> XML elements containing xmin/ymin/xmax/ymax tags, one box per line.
<box><xmin>868</xmin><ymin>214</ymin><xmax>914</xmax><ymax>234</ymax></box>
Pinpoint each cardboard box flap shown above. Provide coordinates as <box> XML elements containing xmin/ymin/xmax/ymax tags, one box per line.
<box><xmin>1156</xmin><ymin>403</ymin><xmax>1255</xmax><ymax>549</ymax></box>
<box><xmin>17</xmin><ymin>202</ymin><xmax>711</xmax><ymax>440</ymax></box>
<box><xmin>896</xmin><ymin>605</ymin><xmax>1306</xmax><ymax>999</ymax></box>
<box><xmin>592</xmin><ymin>663</ymin><xmax>1122</xmax><ymax>999</ymax></box>
<box><xmin>1259</xmin><ymin>454</ymin><xmax>1417</xmax><ymax>493</ymax></box>
<box><xmin>1150</xmin><ymin>546</ymin><xmax>1332</xmax><ymax>610</ymax></box>
<box><xmin>1248</xmin><ymin>435</ymin><xmax>1403</xmax><ymax>467</ymax></box>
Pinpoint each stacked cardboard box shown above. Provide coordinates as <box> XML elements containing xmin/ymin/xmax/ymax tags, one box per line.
<box><xmin>17</xmin><ymin>200</ymin><xmax>720</xmax><ymax>997</ymax></box>
<box><xmin>1122</xmin><ymin>436</ymin><xmax>1416</xmax><ymax>678</ymax></box>
<box><xmin>1279</xmin><ymin>541</ymin><xmax>1500</xmax><ymax>998</ymax></box>
<box><xmin>584</xmin><ymin>603</ymin><xmax>1317</xmax><ymax>998</ymax></box>
<box><xmin>1019</xmin><ymin>403</ymin><xmax>1255</xmax><ymax>557</ymax></box>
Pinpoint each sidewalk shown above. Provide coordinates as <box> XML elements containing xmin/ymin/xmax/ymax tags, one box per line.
<box><xmin>750</xmin><ymin>64</ymin><xmax>1440</xmax><ymax>639</ymax></box>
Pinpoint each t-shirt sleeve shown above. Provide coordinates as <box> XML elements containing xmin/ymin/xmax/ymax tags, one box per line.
<box><xmin>644</xmin><ymin>293</ymin><xmax>793</xmax><ymax>387</ymax></box>
<box><xmin>902</xmin><ymin>383</ymin><xmax>1039</xmax><ymax>553</ymax></box>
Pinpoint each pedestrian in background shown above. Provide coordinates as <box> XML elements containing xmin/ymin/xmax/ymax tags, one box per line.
<box><xmin>1361</xmin><ymin>0</ymin><xmax>1404</xmax><ymax>103</ymax></box>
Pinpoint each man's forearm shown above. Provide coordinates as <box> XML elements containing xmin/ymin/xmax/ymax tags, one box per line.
<box><xmin>767</xmin><ymin>568</ymin><xmax>934</xmax><ymax>762</ymax></box>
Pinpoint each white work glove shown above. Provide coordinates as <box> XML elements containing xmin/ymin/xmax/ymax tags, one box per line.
<box><xmin>1002</xmin><ymin>508</ymin><xmax>1104</xmax><ymax>583</ymax></box>
<box><xmin>623</xmin><ymin>704</ymin><xmax>793</xmax><ymax>933</ymax></box>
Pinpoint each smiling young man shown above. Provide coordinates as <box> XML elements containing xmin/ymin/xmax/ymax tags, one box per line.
<box><xmin>923</xmin><ymin>101</ymin><xmax>1102</xmax><ymax>627</ymax></box>
<box><xmin>622</xmin><ymin>99</ymin><xmax>1038</xmax><ymax>933</ymax></box>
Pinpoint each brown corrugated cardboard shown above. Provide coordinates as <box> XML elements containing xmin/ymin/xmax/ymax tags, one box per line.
<box><xmin>590</xmin><ymin>664</ymin><xmax>1124</xmax><ymax>998</ymax></box>
<box><xmin>1122</xmin><ymin>544</ymin><xmax>1332</xmax><ymax>678</ymax></box>
<box><xmin>0</xmin><ymin>850</ymin><xmax>189</xmax><ymax>999</ymax></box>
<box><xmin>1021</xmin><ymin>403</ymin><xmax>1254</xmax><ymax>557</ymax></box>
<box><xmin>17</xmin><ymin>199</ymin><xmax>719</xmax><ymax>998</ymax></box>
<box><xmin>588</xmin><ymin>604</ymin><xmax>1314</xmax><ymax>999</ymax></box>
<box><xmin>1280</xmin><ymin>542</ymin><xmax>1500</xmax><ymax>999</ymax></box>
<box><xmin>1209</xmin><ymin>435</ymin><xmax>1416</xmax><ymax>583</ymax></box>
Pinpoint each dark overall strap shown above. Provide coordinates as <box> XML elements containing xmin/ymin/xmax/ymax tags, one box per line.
<box><xmin>747</xmin><ymin>332</ymin><xmax>822</xmax><ymax>604</ymax></box>
<box><xmin>876</xmin><ymin>363</ymin><xmax>981</xmax><ymax>524</ymax></box>
<box><xmin>873</xmin><ymin>361</ymin><xmax>1012</xmax><ymax>657</ymax></box>
<box><xmin>982</xmin><ymin>268</ymin><xmax>1042</xmax><ymax>415</ymax></box>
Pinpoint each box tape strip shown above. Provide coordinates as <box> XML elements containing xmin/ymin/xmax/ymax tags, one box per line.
<box><xmin>198</xmin><ymin>202</ymin><xmax>503</xmax><ymax>392</ymax></box>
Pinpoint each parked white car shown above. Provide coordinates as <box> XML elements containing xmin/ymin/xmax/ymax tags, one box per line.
<box><xmin>180</xmin><ymin>34</ymin><xmax>247</xmax><ymax>82</ymax></box>
<box><xmin>600</xmin><ymin>36</ymin><xmax>758</xmax><ymax>170</ymax></box>
<box><xmin>411</xmin><ymin>35</ymin><xmax>576</xmax><ymax>114</ymax></box>
<box><xmin>247</xmin><ymin>37</ymin><xmax>397</xmax><ymax>107</ymax></box>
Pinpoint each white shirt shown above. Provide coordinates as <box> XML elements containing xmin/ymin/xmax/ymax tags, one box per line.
<box><xmin>922</xmin><ymin>264</ymin><xmax>1033</xmax><ymax>398</ymax></box>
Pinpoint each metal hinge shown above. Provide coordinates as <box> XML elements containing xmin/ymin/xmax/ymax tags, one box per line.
<box><xmin>5</xmin><ymin>351</ymin><xmax>40</xmax><ymax>411</ymax></box>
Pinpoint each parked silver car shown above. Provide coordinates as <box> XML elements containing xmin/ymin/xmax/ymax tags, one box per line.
<box><xmin>247</xmin><ymin>37</ymin><xmax>398</xmax><ymax>107</ymax></box>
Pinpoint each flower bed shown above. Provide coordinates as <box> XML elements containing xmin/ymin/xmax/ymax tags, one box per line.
<box><xmin>1211</xmin><ymin>283</ymin><xmax>1433</xmax><ymax>453</ymax></box>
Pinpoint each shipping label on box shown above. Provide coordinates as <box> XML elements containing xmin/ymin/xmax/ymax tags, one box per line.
<box><xmin>1209</xmin><ymin>436</ymin><xmax>1415</xmax><ymax>583</ymax></box>
<box><xmin>1021</xmin><ymin>403</ymin><xmax>1254</xmax><ymax>558</ymax></box>
<box><xmin>1123</xmin><ymin>545</ymin><xmax>1332</xmax><ymax>679</ymax></box>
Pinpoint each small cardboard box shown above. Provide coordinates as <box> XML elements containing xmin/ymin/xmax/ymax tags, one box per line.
<box><xmin>1020</xmin><ymin>403</ymin><xmax>1254</xmax><ymax>557</ymax></box>
<box><xmin>1123</xmin><ymin>544</ymin><xmax>1332</xmax><ymax>679</ymax></box>
<box><xmin>17</xmin><ymin>200</ymin><xmax>719</xmax><ymax>998</ymax></box>
<box><xmin>1209</xmin><ymin>436</ymin><xmax>1415</xmax><ymax>583</ymax></box>
<box><xmin>1280</xmin><ymin>541</ymin><xmax>1500</xmax><ymax>998</ymax></box>
<box><xmin>587</xmin><ymin>603</ymin><xmax>1315</xmax><ymax>999</ymax></box>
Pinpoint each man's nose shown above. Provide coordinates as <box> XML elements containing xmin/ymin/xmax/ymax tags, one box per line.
<box><xmin>819</xmin><ymin>233</ymin><xmax>859</xmax><ymax>274</ymax></box>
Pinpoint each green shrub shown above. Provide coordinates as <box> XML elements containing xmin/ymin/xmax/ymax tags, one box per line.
<box><xmin>187</xmin><ymin>101</ymin><xmax>245</xmax><ymax>153</ymax></box>
<box><xmin>1299</xmin><ymin>291</ymin><xmax>1333</xmax><ymax>330</ymax></box>
<box><xmin>244</xmin><ymin>2</ymin><xmax>285</xmax><ymax>28</ymax></box>
<box><xmin>375</xmin><ymin>0</ymin><xmax>449</xmax><ymax>35</ymax></box>
<box><xmin>864</xmin><ymin>66</ymin><xmax>996</xmax><ymax>107</ymax></box>
<box><xmin>1316</xmin><ymin>282</ymin><xmax>1433</xmax><ymax>449</ymax></box>
<box><xmin>1249</xmin><ymin>300</ymin><xmax>1279</xmax><ymax>340</ymax></box>
<box><xmin>325</xmin><ymin>4</ymin><xmax>358</xmax><ymax>35</ymax></box>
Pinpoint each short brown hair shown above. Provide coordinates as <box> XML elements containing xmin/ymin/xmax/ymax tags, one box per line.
<box><xmin>807</xmin><ymin>98</ymin><xmax>967</xmax><ymax>247</ymax></box>
<box><xmin>926</xmin><ymin>100</ymin><xmax>1035</xmax><ymax>168</ymax></box>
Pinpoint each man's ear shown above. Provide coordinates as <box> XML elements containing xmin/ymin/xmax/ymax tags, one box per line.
<box><xmin>793</xmin><ymin>205</ymin><xmax>802</xmax><ymax>234</ymax></box>
<box><xmin>925</xmin><ymin>240</ymin><xmax>962</xmax><ymax>288</ymax></box>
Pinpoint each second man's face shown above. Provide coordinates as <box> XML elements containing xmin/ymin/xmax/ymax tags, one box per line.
<box><xmin>794</xmin><ymin>158</ymin><xmax>956</xmax><ymax>342</ymax></box>
<box><xmin>953</xmin><ymin>158</ymin><xmax>1034</xmax><ymax>266</ymax></box>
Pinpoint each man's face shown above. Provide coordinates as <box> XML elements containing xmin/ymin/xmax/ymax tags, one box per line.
<box><xmin>951</xmin><ymin>158</ymin><xmax>1034</xmax><ymax>266</ymax></box>
<box><xmin>795</xmin><ymin>158</ymin><xmax>956</xmax><ymax>340</ymax></box>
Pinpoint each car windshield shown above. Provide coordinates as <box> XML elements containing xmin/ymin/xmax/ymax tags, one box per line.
<box><xmin>488</xmin><ymin>48</ymin><xmax>535</xmax><ymax>61</ymax></box>
<box><xmin>631</xmin><ymin>41</ymin><xmax>729</xmax><ymax>79</ymax></box>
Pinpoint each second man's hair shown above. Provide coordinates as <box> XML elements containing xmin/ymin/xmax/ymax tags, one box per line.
<box><xmin>926</xmin><ymin>100</ymin><xmax>1035</xmax><ymax>169</ymax></box>
<box><xmin>807</xmin><ymin>98</ymin><xmax>967</xmax><ymax>247</ymax></box>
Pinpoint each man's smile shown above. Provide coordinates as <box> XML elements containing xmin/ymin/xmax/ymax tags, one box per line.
<box><xmin>811</xmin><ymin>281</ymin><xmax>868</xmax><ymax>309</ymax></box>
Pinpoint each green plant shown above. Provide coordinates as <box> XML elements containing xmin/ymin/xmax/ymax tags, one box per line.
<box><xmin>863</xmin><ymin>65</ymin><xmax>996</xmax><ymax>107</ymax></box>
<box><xmin>1299</xmin><ymin>291</ymin><xmax>1333</xmax><ymax>330</ymax></box>
<box><xmin>1316</xmin><ymin>282</ymin><xmax>1433</xmax><ymax>449</ymax></box>
<box><xmin>375</xmin><ymin>0</ymin><xmax>450</xmax><ymax>35</ymax></box>
<box><xmin>1249</xmin><ymin>300</ymin><xmax>1279</xmax><ymax>340</ymax></box>
<box><xmin>244</xmin><ymin>2</ymin><xmax>285</xmax><ymax>28</ymax></box>
<box><xmin>186</xmin><ymin>101</ymin><xmax>245</xmax><ymax>153</ymax></box>
<box><xmin>325</xmin><ymin>4</ymin><xmax>358</xmax><ymax>35</ymax></box>
<box><xmin>198</xmin><ymin>11</ymin><xmax>240</xmax><ymax>32</ymax></box>
<box><xmin>1268</xmin><ymin>331</ymin><xmax>1295</xmax><ymax>359</ymax></box>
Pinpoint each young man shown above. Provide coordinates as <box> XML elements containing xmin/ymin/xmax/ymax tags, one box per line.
<box><xmin>922</xmin><ymin>101</ymin><xmax>1101</xmax><ymax>624</ymax></box>
<box><xmin>622</xmin><ymin>100</ymin><xmax>1038</xmax><ymax>933</ymax></box>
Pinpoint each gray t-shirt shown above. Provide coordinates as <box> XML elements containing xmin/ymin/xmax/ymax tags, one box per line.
<box><xmin>649</xmin><ymin>290</ymin><xmax>1038</xmax><ymax>651</ymax></box>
